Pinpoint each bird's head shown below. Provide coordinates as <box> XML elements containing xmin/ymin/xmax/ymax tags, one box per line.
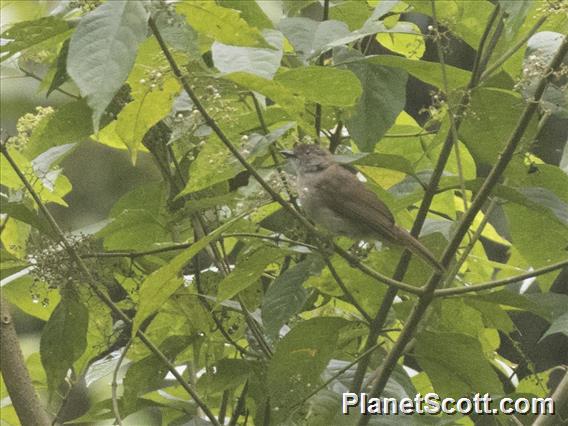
<box><xmin>280</xmin><ymin>143</ymin><xmax>334</xmax><ymax>174</ymax></box>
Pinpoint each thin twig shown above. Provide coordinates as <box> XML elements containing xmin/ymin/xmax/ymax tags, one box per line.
<box><xmin>228</xmin><ymin>381</ymin><xmax>248</xmax><ymax>426</ymax></box>
<box><xmin>111</xmin><ymin>340</ymin><xmax>133</xmax><ymax>426</ymax></box>
<box><xmin>434</xmin><ymin>259</ymin><xmax>568</xmax><ymax>297</ymax></box>
<box><xmin>18</xmin><ymin>66</ymin><xmax>80</xmax><ymax>100</ymax></box>
<box><xmin>314</xmin><ymin>0</ymin><xmax>330</xmax><ymax>142</ymax></box>
<box><xmin>324</xmin><ymin>258</ymin><xmax>372</xmax><ymax>323</ymax></box>
<box><xmin>480</xmin><ymin>16</ymin><xmax>547</xmax><ymax>82</ymax></box>
<box><xmin>249</xmin><ymin>92</ymin><xmax>299</xmax><ymax>209</ymax></box>
<box><xmin>291</xmin><ymin>342</ymin><xmax>382</xmax><ymax>409</ymax></box>
<box><xmin>0</xmin><ymin>142</ymin><xmax>221</xmax><ymax>426</ymax></box>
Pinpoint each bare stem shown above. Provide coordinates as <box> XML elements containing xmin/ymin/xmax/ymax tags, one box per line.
<box><xmin>435</xmin><ymin>259</ymin><xmax>568</xmax><ymax>297</ymax></box>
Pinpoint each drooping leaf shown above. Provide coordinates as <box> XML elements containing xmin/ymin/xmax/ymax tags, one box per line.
<box><xmin>278</xmin><ymin>17</ymin><xmax>351</xmax><ymax>63</ymax></box>
<box><xmin>0</xmin><ymin>16</ymin><xmax>71</xmax><ymax>61</ymax></box>
<box><xmin>212</xmin><ymin>29</ymin><xmax>284</xmax><ymax>79</ymax></box>
<box><xmin>176</xmin><ymin>1</ymin><xmax>270</xmax><ymax>48</ymax></box>
<box><xmin>261</xmin><ymin>259</ymin><xmax>314</xmax><ymax>340</ymax></box>
<box><xmin>67</xmin><ymin>1</ymin><xmax>149</xmax><ymax>131</ymax></box>
<box><xmin>123</xmin><ymin>335</ymin><xmax>195</xmax><ymax>412</ymax></box>
<box><xmin>218</xmin><ymin>0</ymin><xmax>274</xmax><ymax>30</ymax></box>
<box><xmin>132</xmin><ymin>213</ymin><xmax>245</xmax><ymax>334</ymax></box>
<box><xmin>198</xmin><ymin>359</ymin><xmax>252</xmax><ymax>393</ymax></box>
<box><xmin>376</xmin><ymin>22</ymin><xmax>425</xmax><ymax>59</ymax></box>
<box><xmin>267</xmin><ymin>317</ymin><xmax>348</xmax><ymax>420</ymax></box>
<box><xmin>414</xmin><ymin>331</ymin><xmax>503</xmax><ymax>398</ymax></box>
<box><xmin>217</xmin><ymin>246</ymin><xmax>284</xmax><ymax>303</ymax></box>
<box><xmin>40</xmin><ymin>294</ymin><xmax>88</xmax><ymax>398</ymax></box>
<box><xmin>343</xmin><ymin>57</ymin><xmax>407</xmax><ymax>151</ymax></box>
<box><xmin>115</xmin><ymin>76</ymin><xmax>180</xmax><ymax>163</ymax></box>
<box><xmin>97</xmin><ymin>183</ymin><xmax>170</xmax><ymax>251</ymax></box>
<box><xmin>2</xmin><ymin>276</ymin><xmax>60</xmax><ymax>321</ymax></box>
<box><xmin>540</xmin><ymin>311</ymin><xmax>568</xmax><ymax>341</ymax></box>
<box><xmin>364</xmin><ymin>55</ymin><xmax>471</xmax><ymax>91</ymax></box>
<box><xmin>275</xmin><ymin>66</ymin><xmax>362</xmax><ymax>107</ymax></box>
<box><xmin>459</xmin><ymin>88</ymin><xmax>537</xmax><ymax>165</ymax></box>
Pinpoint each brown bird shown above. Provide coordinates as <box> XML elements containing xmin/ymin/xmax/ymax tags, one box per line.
<box><xmin>281</xmin><ymin>143</ymin><xmax>443</xmax><ymax>272</ymax></box>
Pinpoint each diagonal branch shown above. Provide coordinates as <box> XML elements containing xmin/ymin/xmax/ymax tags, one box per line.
<box><xmin>0</xmin><ymin>142</ymin><xmax>221</xmax><ymax>426</ymax></box>
<box><xmin>434</xmin><ymin>259</ymin><xmax>568</xmax><ymax>297</ymax></box>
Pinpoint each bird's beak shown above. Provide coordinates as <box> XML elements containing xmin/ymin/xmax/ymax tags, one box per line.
<box><xmin>280</xmin><ymin>150</ymin><xmax>296</xmax><ymax>159</ymax></box>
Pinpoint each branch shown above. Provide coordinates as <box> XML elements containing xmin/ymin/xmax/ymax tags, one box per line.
<box><xmin>480</xmin><ymin>15</ymin><xmax>547</xmax><ymax>82</ymax></box>
<box><xmin>0</xmin><ymin>143</ymin><xmax>221</xmax><ymax>426</ymax></box>
<box><xmin>359</xmin><ymin>35</ymin><xmax>568</xmax><ymax>424</ymax></box>
<box><xmin>533</xmin><ymin>367</ymin><xmax>568</xmax><ymax>426</ymax></box>
<box><xmin>147</xmin><ymin>18</ymin><xmax>422</xmax><ymax>297</ymax></box>
<box><xmin>0</xmin><ymin>296</ymin><xmax>52</xmax><ymax>426</ymax></box>
<box><xmin>314</xmin><ymin>0</ymin><xmax>330</xmax><ymax>141</ymax></box>
<box><xmin>434</xmin><ymin>259</ymin><xmax>568</xmax><ymax>297</ymax></box>
<box><xmin>324</xmin><ymin>257</ymin><xmax>372</xmax><ymax>323</ymax></box>
<box><xmin>111</xmin><ymin>341</ymin><xmax>132</xmax><ymax>426</ymax></box>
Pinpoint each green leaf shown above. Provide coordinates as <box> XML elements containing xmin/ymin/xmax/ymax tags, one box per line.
<box><xmin>40</xmin><ymin>294</ymin><xmax>88</xmax><ymax>398</ymax></box>
<box><xmin>261</xmin><ymin>259</ymin><xmax>313</xmax><ymax>340</ymax></box>
<box><xmin>329</xmin><ymin>1</ymin><xmax>372</xmax><ymax>31</ymax></box>
<box><xmin>212</xmin><ymin>29</ymin><xmax>283</xmax><ymax>79</ymax></box>
<box><xmin>414</xmin><ymin>331</ymin><xmax>503</xmax><ymax>398</ymax></box>
<box><xmin>153</xmin><ymin>7</ymin><xmax>199</xmax><ymax>57</ymax></box>
<box><xmin>540</xmin><ymin>311</ymin><xmax>568</xmax><ymax>340</ymax></box>
<box><xmin>275</xmin><ymin>66</ymin><xmax>362</xmax><ymax>107</ymax></box>
<box><xmin>504</xmin><ymin>203</ymin><xmax>568</xmax><ymax>290</ymax></box>
<box><xmin>97</xmin><ymin>183</ymin><xmax>170</xmax><ymax>251</ymax></box>
<box><xmin>459</xmin><ymin>88</ymin><xmax>537</xmax><ymax>165</ymax></box>
<box><xmin>217</xmin><ymin>246</ymin><xmax>284</xmax><ymax>303</ymax></box>
<box><xmin>364</xmin><ymin>55</ymin><xmax>471</xmax><ymax>91</ymax></box>
<box><xmin>343</xmin><ymin>57</ymin><xmax>408</xmax><ymax>151</ymax></box>
<box><xmin>132</xmin><ymin>213</ymin><xmax>244</xmax><ymax>335</ymax></box>
<box><xmin>407</xmin><ymin>0</ymin><xmax>494</xmax><ymax>49</ymax></box>
<box><xmin>278</xmin><ymin>17</ymin><xmax>351</xmax><ymax>63</ymax></box>
<box><xmin>224</xmin><ymin>72</ymin><xmax>310</xmax><ymax>129</ymax></box>
<box><xmin>67</xmin><ymin>1</ymin><xmax>149</xmax><ymax>131</ymax></box>
<box><xmin>123</xmin><ymin>335</ymin><xmax>195</xmax><ymax>412</ymax></box>
<box><xmin>115</xmin><ymin>76</ymin><xmax>180</xmax><ymax>163</ymax></box>
<box><xmin>180</xmin><ymin>123</ymin><xmax>294</xmax><ymax>195</ymax></box>
<box><xmin>2</xmin><ymin>276</ymin><xmax>60</xmax><ymax>321</ymax></box>
<box><xmin>176</xmin><ymin>1</ymin><xmax>270</xmax><ymax>48</ymax></box>
<box><xmin>336</xmin><ymin>152</ymin><xmax>416</xmax><ymax>177</ymax></box>
<box><xmin>218</xmin><ymin>0</ymin><xmax>274</xmax><ymax>30</ymax></box>
<box><xmin>198</xmin><ymin>359</ymin><xmax>251</xmax><ymax>393</ymax></box>
<box><xmin>46</xmin><ymin>39</ymin><xmax>70</xmax><ymax>98</ymax></box>
<box><xmin>267</xmin><ymin>317</ymin><xmax>348</xmax><ymax>420</ymax></box>
<box><xmin>0</xmin><ymin>16</ymin><xmax>71</xmax><ymax>61</ymax></box>
<box><xmin>376</xmin><ymin>22</ymin><xmax>425</xmax><ymax>59</ymax></box>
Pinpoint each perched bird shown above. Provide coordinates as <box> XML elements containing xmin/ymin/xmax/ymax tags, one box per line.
<box><xmin>281</xmin><ymin>143</ymin><xmax>443</xmax><ymax>272</ymax></box>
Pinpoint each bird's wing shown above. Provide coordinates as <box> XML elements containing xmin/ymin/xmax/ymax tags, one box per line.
<box><xmin>314</xmin><ymin>165</ymin><xmax>399</xmax><ymax>242</ymax></box>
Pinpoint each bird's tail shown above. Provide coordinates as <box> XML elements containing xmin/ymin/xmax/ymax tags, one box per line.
<box><xmin>396</xmin><ymin>229</ymin><xmax>445</xmax><ymax>273</ymax></box>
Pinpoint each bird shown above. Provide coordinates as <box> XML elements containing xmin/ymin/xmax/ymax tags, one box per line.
<box><xmin>281</xmin><ymin>143</ymin><xmax>443</xmax><ymax>272</ymax></box>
